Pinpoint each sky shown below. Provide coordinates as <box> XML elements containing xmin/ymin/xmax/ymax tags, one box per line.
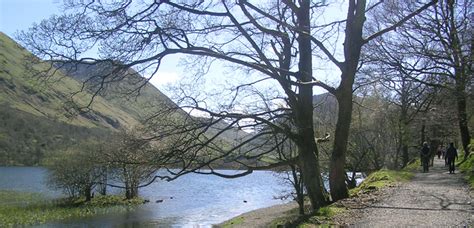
<box><xmin>0</xmin><ymin>0</ymin><xmax>183</xmax><ymax>90</ymax></box>
<box><xmin>0</xmin><ymin>0</ymin><xmax>343</xmax><ymax>104</ymax></box>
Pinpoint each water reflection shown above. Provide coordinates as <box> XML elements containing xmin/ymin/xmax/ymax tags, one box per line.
<box><xmin>0</xmin><ymin>167</ymin><xmax>292</xmax><ymax>227</ymax></box>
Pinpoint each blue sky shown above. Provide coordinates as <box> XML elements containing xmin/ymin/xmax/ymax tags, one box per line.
<box><xmin>0</xmin><ymin>0</ymin><xmax>59</xmax><ymax>38</ymax></box>
<box><xmin>0</xmin><ymin>0</ymin><xmax>338</xmax><ymax>100</ymax></box>
<box><xmin>0</xmin><ymin>0</ymin><xmax>183</xmax><ymax>90</ymax></box>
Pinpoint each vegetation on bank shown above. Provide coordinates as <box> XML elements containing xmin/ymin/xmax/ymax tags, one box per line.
<box><xmin>221</xmin><ymin>216</ymin><xmax>245</xmax><ymax>228</ymax></box>
<box><xmin>458</xmin><ymin>141</ymin><xmax>474</xmax><ymax>189</ymax></box>
<box><xmin>267</xmin><ymin>204</ymin><xmax>346</xmax><ymax>227</ymax></box>
<box><xmin>349</xmin><ymin>169</ymin><xmax>413</xmax><ymax>197</ymax></box>
<box><xmin>264</xmin><ymin>169</ymin><xmax>414</xmax><ymax>227</ymax></box>
<box><xmin>0</xmin><ymin>190</ymin><xmax>143</xmax><ymax>227</ymax></box>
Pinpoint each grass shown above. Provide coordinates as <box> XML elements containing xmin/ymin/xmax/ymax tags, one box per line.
<box><xmin>269</xmin><ymin>169</ymin><xmax>414</xmax><ymax>227</ymax></box>
<box><xmin>458</xmin><ymin>154</ymin><xmax>474</xmax><ymax>189</ymax></box>
<box><xmin>404</xmin><ymin>158</ymin><xmax>421</xmax><ymax>172</ymax></box>
<box><xmin>268</xmin><ymin>204</ymin><xmax>346</xmax><ymax>228</ymax></box>
<box><xmin>457</xmin><ymin>140</ymin><xmax>474</xmax><ymax>189</ymax></box>
<box><xmin>220</xmin><ymin>216</ymin><xmax>245</xmax><ymax>228</ymax></box>
<box><xmin>0</xmin><ymin>32</ymin><xmax>139</xmax><ymax>129</ymax></box>
<box><xmin>350</xmin><ymin>169</ymin><xmax>413</xmax><ymax>196</ymax></box>
<box><xmin>0</xmin><ymin>190</ymin><xmax>143</xmax><ymax>227</ymax></box>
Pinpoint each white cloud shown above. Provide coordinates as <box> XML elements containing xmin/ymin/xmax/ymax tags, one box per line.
<box><xmin>181</xmin><ymin>107</ymin><xmax>211</xmax><ymax>118</ymax></box>
<box><xmin>148</xmin><ymin>71</ymin><xmax>180</xmax><ymax>88</ymax></box>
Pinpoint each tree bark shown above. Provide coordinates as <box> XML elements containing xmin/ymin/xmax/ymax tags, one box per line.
<box><xmin>455</xmin><ymin>88</ymin><xmax>471</xmax><ymax>158</ymax></box>
<box><xmin>295</xmin><ymin>1</ymin><xmax>329</xmax><ymax>209</ymax></box>
<box><xmin>400</xmin><ymin>112</ymin><xmax>410</xmax><ymax>168</ymax></box>
<box><xmin>329</xmin><ymin>0</ymin><xmax>366</xmax><ymax>202</ymax></box>
<box><xmin>84</xmin><ymin>185</ymin><xmax>92</xmax><ymax>202</ymax></box>
<box><xmin>330</xmin><ymin>86</ymin><xmax>352</xmax><ymax>201</ymax></box>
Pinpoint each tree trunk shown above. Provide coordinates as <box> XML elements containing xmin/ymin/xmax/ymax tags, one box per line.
<box><xmin>131</xmin><ymin>184</ymin><xmax>139</xmax><ymax>199</ymax></box>
<box><xmin>447</xmin><ymin>0</ymin><xmax>471</xmax><ymax>159</ymax></box>
<box><xmin>297</xmin><ymin>141</ymin><xmax>328</xmax><ymax>209</ymax></box>
<box><xmin>290</xmin><ymin>165</ymin><xmax>305</xmax><ymax>215</ymax></box>
<box><xmin>455</xmin><ymin>88</ymin><xmax>471</xmax><ymax>158</ymax></box>
<box><xmin>400</xmin><ymin>107</ymin><xmax>410</xmax><ymax>168</ymax></box>
<box><xmin>402</xmin><ymin>145</ymin><xmax>409</xmax><ymax>167</ymax></box>
<box><xmin>84</xmin><ymin>185</ymin><xmax>92</xmax><ymax>202</ymax></box>
<box><xmin>329</xmin><ymin>87</ymin><xmax>352</xmax><ymax>201</ymax></box>
<box><xmin>328</xmin><ymin>0</ymin><xmax>366</xmax><ymax>202</ymax></box>
<box><xmin>99</xmin><ymin>167</ymin><xmax>107</xmax><ymax>195</ymax></box>
<box><xmin>295</xmin><ymin>0</ymin><xmax>329</xmax><ymax>210</ymax></box>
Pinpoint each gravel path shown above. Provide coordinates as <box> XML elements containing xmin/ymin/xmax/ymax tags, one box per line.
<box><xmin>339</xmin><ymin>158</ymin><xmax>473</xmax><ymax>227</ymax></box>
<box><xmin>218</xmin><ymin>158</ymin><xmax>472</xmax><ymax>227</ymax></box>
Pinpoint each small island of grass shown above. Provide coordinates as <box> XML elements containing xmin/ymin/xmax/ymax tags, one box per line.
<box><xmin>0</xmin><ymin>190</ymin><xmax>144</xmax><ymax>227</ymax></box>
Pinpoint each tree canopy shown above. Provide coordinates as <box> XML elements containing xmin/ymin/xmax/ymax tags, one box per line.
<box><xmin>19</xmin><ymin>0</ymin><xmax>442</xmax><ymax>209</ymax></box>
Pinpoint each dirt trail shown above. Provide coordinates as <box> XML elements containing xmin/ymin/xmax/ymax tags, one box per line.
<box><xmin>339</xmin><ymin>158</ymin><xmax>473</xmax><ymax>227</ymax></box>
<box><xmin>217</xmin><ymin>158</ymin><xmax>472</xmax><ymax>227</ymax></box>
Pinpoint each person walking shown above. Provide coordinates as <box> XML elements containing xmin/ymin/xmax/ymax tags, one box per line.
<box><xmin>445</xmin><ymin>142</ymin><xmax>458</xmax><ymax>174</ymax></box>
<box><xmin>437</xmin><ymin>146</ymin><xmax>443</xmax><ymax>159</ymax></box>
<box><xmin>421</xmin><ymin>142</ymin><xmax>430</xmax><ymax>173</ymax></box>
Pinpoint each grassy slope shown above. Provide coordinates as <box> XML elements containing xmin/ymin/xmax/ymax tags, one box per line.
<box><xmin>0</xmin><ymin>32</ymin><xmax>247</xmax><ymax>166</ymax></box>
<box><xmin>458</xmin><ymin>140</ymin><xmax>474</xmax><ymax>189</ymax></box>
<box><xmin>0</xmin><ymin>32</ymin><xmax>139</xmax><ymax>129</ymax></box>
<box><xmin>0</xmin><ymin>32</ymin><xmax>146</xmax><ymax>165</ymax></box>
<box><xmin>58</xmin><ymin>61</ymin><xmax>186</xmax><ymax>121</ymax></box>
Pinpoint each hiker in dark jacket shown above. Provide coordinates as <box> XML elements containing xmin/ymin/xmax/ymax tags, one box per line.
<box><xmin>445</xmin><ymin>142</ymin><xmax>458</xmax><ymax>174</ymax></box>
<box><xmin>421</xmin><ymin>142</ymin><xmax>430</xmax><ymax>173</ymax></box>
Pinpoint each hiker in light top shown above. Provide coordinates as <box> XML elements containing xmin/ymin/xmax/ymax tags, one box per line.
<box><xmin>421</xmin><ymin>142</ymin><xmax>430</xmax><ymax>173</ymax></box>
<box><xmin>445</xmin><ymin>142</ymin><xmax>458</xmax><ymax>174</ymax></box>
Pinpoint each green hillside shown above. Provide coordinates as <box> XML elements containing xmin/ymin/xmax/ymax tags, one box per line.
<box><xmin>0</xmin><ymin>32</ymin><xmax>145</xmax><ymax>165</ymax></box>
<box><xmin>56</xmin><ymin>61</ymin><xmax>185</xmax><ymax>121</ymax></box>
<box><xmin>0</xmin><ymin>32</ymin><xmax>139</xmax><ymax>129</ymax></box>
<box><xmin>0</xmin><ymin>32</ymin><xmax>250</xmax><ymax>166</ymax></box>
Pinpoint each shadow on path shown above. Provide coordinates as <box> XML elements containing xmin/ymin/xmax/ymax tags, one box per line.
<box><xmin>344</xmin><ymin>158</ymin><xmax>473</xmax><ymax>227</ymax></box>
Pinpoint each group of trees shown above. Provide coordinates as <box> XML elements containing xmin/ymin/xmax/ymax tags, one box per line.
<box><xmin>19</xmin><ymin>0</ymin><xmax>471</xmax><ymax>212</ymax></box>
<box><xmin>46</xmin><ymin>130</ymin><xmax>159</xmax><ymax>200</ymax></box>
<box><xmin>361</xmin><ymin>0</ymin><xmax>472</xmax><ymax>165</ymax></box>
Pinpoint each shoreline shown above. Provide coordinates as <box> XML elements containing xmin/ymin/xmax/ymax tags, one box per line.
<box><xmin>215</xmin><ymin>201</ymin><xmax>298</xmax><ymax>227</ymax></box>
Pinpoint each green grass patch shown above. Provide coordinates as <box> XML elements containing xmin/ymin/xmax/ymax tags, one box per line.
<box><xmin>0</xmin><ymin>191</ymin><xmax>143</xmax><ymax>227</ymax></box>
<box><xmin>299</xmin><ymin>206</ymin><xmax>346</xmax><ymax>227</ymax></box>
<box><xmin>350</xmin><ymin>169</ymin><xmax>413</xmax><ymax>196</ymax></box>
<box><xmin>220</xmin><ymin>216</ymin><xmax>245</xmax><ymax>228</ymax></box>
<box><xmin>457</xmin><ymin>140</ymin><xmax>474</xmax><ymax>189</ymax></box>
<box><xmin>404</xmin><ymin>159</ymin><xmax>421</xmax><ymax>172</ymax></box>
<box><xmin>458</xmin><ymin>153</ymin><xmax>474</xmax><ymax>189</ymax></box>
<box><xmin>268</xmin><ymin>204</ymin><xmax>346</xmax><ymax>228</ymax></box>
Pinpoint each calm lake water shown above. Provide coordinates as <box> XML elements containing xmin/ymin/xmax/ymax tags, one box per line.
<box><xmin>0</xmin><ymin>167</ymin><xmax>294</xmax><ymax>227</ymax></box>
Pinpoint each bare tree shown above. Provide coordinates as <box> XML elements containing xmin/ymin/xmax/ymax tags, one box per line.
<box><xmin>18</xmin><ymin>0</ymin><xmax>437</xmax><ymax>207</ymax></box>
<box><xmin>103</xmin><ymin>130</ymin><xmax>161</xmax><ymax>199</ymax></box>
<box><xmin>359</xmin><ymin>37</ymin><xmax>438</xmax><ymax>168</ymax></box>
<box><xmin>364</xmin><ymin>0</ymin><xmax>472</xmax><ymax>158</ymax></box>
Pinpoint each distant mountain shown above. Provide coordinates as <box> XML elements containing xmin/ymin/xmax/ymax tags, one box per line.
<box><xmin>56</xmin><ymin>61</ymin><xmax>253</xmax><ymax>151</ymax></box>
<box><xmin>0</xmin><ymin>32</ymin><xmax>141</xmax><ymax>130</ymax></box>
<box><xmin>55</xmin><ymin>61</ymin><xmax>185</xmax><ymax>122</ymax></box>
<box><xmin>0</xmin><ymin>32</ymin><xmax>250</xmax><ymax>166</ymax></box>
<box><xmin>0</xmin><ymin>32</ymin><xmax>146</xmax><ymax>165</ymax></box>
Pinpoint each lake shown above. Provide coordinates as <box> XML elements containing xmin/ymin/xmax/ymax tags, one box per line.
<box><xmin>0</xmin><ymin>167</ymin><xmax>294</xmax><ymax>227</ymax></box>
